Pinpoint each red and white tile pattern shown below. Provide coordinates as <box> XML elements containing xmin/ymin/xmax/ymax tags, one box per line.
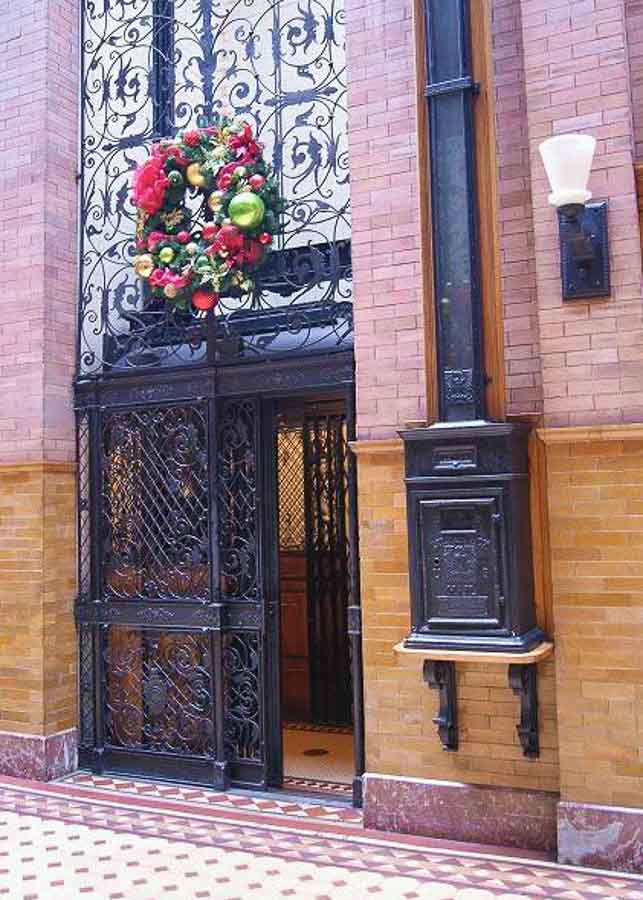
<box><xmin>0</xmin><ymin>775</ymin><xmax>640</xmax><ymax>899</ymax></box>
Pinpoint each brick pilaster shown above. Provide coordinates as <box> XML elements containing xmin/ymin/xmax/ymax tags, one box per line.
<box><xmin>0</xmin><ymin>0</ymin><xmax>78</xmax><ymax>774</ymax></box>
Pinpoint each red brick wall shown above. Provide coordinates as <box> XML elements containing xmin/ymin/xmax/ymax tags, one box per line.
<box><xmin>494</xmin><ymin>0</ymin><xmax>544</xmax><ymax>416</ymax></box>
<box><xmin>0</xmin><ymin>0</ymin><xmax>77</xmax><ymax>465</ymax></box>
<box><xmin>626</xmin><ymin>0</ymin><xmax>643</xmax><ymax>160</ymax></box>
<box><xmin>520</xmin><ymin>0</ymin><xmax>643</xmax><ymax>427</ymax></box>
<box><xmin>345</xmin><ymin>0</ymin><xmax>427</xmax><ymax>440</ymax></box>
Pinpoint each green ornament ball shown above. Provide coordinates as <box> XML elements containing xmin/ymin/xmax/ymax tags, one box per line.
<box><xmin>168</xmin><ymin>170</ymin><xmax>184</xmax><ymax>187</ymax></box>
<box><xmin>228</xmin><ymin>192</ymin><xmax>265</xmax><ymax>231</ymax></box>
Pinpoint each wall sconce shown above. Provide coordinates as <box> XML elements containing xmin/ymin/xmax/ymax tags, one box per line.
<box><xmin>539</xmin><ymin>133</ymin><xmax>610</xmax><ymax>301</ymax></box>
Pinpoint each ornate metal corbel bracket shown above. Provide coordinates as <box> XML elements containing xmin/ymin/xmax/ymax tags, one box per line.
<box><xmin>508</xmin><ymin>663</ymin><xmax>539</xmax><ymax>758</ymax></box>
<box><xmin>423</xmin><ymin>660</ymin><xmax>458</xmax><ymax>751</ymax></box>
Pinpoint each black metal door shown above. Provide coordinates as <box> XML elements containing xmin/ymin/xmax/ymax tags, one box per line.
<box><xmin>76</xmin><ymin>394</ymin><xmax>271</xmax><ymax>788</ymax></box>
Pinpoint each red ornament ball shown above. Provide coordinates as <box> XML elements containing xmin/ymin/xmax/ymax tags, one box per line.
<box><xmin>259</xmin><ymin>232</ymin><xmax>272</xmax><ymax>245</ymax></box>
<box><xmin>192</xmin><ymin>289</ymin><xmax>219</xmax><ymax>311</ymax></box>
<box><xmin>176</xmin><ymin>230</ymin><xmax>190</xmax><ymax>244</ymax></box>
<box><xmin>202</xmin><ymin>223</ymin><xmax>219</xmax><ymax>242</ymax></box>
<box><xmin>249</xmin><ymin>174</ymin><xmax>266</xmax><ymax>190</ymax></box>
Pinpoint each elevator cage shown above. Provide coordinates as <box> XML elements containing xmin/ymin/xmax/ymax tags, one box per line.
<box><xmin>75</xmin><ymin>0</ymin><xmax>364</xmax><ymax>801</ymax></box>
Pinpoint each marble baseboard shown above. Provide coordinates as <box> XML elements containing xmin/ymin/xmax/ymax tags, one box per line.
<box><xmin>0</xmin><ymin>729</ymin><xmax>77</xmax><ymax>781</ymax></box>
<box><xmin>363</xmin><ymin>773</ymin><xmax>558</xmax><ymax>853</ymax></box>
<box><xmin>558</xmin><ymin>800</ymin><xmax>643</xmax><ymax>873</ymax></box>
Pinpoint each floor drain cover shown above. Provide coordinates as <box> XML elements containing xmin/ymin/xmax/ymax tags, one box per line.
<box><xmin>303</xmin><ymin>748</ymin><xmax>329</xmax><ymax>757</ymax></box>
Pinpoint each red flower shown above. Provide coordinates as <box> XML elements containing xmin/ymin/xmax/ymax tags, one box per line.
<box><xmin>133</xmin><ymin>156</ymin><xmax>170</xmax><ymax>215</ymax></box>
<box><xmin>170</xmin><ymin>271</ymin><xmax>192</xmax><ymax>290</ymax></box>
<box><xmin>147</xmin><ymin>230</ymin><xmax>166</xmax><ymax>249</ymax></box>
<box><xmin>202</xmin><ymin>223</ymin><xmax>219</xmax><ymax>242</ymax></box>
<box><xmin>165</xmin><ymin>145</ymin><xmax>189</xmax><ymax>166</ymax></box>
<box><xmin>150</xmin><ymin>267</ymin><xmax>171</xmax><ymax>288</ymax></box>
<box><xmin>217</xmin><ymin>171</ymin><xmax>234</xmax><ymax>190</ymax></box>
<box><xmin>183</xmin><ymin>130</ymin><xmax>201</xmax><ymax>148</ymax></box>
<box><xmin>219</xmin><ymin>224</ymin><xmax>244</xmax><ymax>252</ymax></box>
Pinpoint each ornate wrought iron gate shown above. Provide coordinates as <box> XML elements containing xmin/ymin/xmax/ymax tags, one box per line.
<box><xmin>75</xmin><ymin>357</ymin><xmax>361</xmax><ymax>793</ymax></box>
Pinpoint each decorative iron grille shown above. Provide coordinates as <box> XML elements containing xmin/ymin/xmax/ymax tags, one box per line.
<box><xmin>223</xmin><ymin>631</ymin><xmax>263</xmax><ymax>761</ymax></box>
<box><xmin>105</xmin><ymin>627</ymin><xmax>215</xmax><ymax>756</ymax></box>
<box><xmin>304</xmin><ymin>412</ymin><xmax>352</xmax><ymax>724</ymax></box>
<box><xmin>101</xmin><ymin>404</ymin><xmax>210</xmax><ymax>602</ymax></box>
<box><xmin>79</xmin><ymin>0</ymin><xmax>352</xmax><ymax>374</ymax></box>
<box><xmin>78</xmin><ymin>626</ymin><xmax>95</xmax><ymax>750</ymax></box>
<box><xmin>277</xmin><ymin>426</ymin><xmax>305</xmax><ymax>551</ymax></box>
<box><xmin>217</xmin><ymin>398</ymin><xmax>258</xmax><ymax>603</ymax></box>
<box><xmin>77</xmin><ymin>411</ymin><xmax>92</xmax><ymax>603</ymax></box>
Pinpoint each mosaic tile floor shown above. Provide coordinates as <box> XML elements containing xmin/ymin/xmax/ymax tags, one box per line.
<box><xmin>0</xmin><ymin>774</ymin><xmax>641</xmax><ymax>899</ymax></box>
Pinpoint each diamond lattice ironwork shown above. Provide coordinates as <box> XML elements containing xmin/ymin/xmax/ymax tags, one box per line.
<box><xmin>101</xmin><ymin>405</ymin><xmax>210</xmax><ymax>602</ymax></box>
<box><xmin>277</xmin><ymin>426</ymin><xmax>306</xmax><ymax>551</ymax></box>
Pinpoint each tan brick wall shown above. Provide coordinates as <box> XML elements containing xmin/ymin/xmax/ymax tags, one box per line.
<box><xmin>544</xmin><ymin>429</ymin><xmax>643</xmax><ymax>807</ymax></box>
<box><xmin>0</xmin><ymin>463</ymin><xmax>76</xmax><ymax>736</ymax></box>
<box><xmin>356</xmin><ymin>442</ymin><xmax>559</xmax><ymax>793</ymax></box>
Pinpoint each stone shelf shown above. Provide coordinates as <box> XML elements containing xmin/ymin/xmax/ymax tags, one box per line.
<box><xmin>393</xmin><ymin>641</ymin><xmax>554</xmax><ymax>757</ymax></box>
<box><xmin>393</xmin><ymin>641</ymin><xmax>554</xmax><ymax>665</ymax></box>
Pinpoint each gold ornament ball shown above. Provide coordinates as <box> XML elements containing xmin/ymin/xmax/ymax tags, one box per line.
<box><xmin>186</xmin><ymin>242</ymin><xmax>199</xmax><ymax>256</ymax></box>
<box><xmin>164</xmin><ymin>283</ymin><xmax>178</xmax><ymax>299</ymax></box>
<box><xmin>228</xmin><ymin>192</ymin><xmax>266</xmax><ymax>231</ymax></box>
<box><xmin>186</xmin><ymin>163</ymin><xmax>206</xmax><ymax>187</ymax></box>
<box><xmin>208</xmin><ymin>192</ymin><xmax>224</xmax><ymax>212</ymax></box>
<box><xmin>158</xmin><ymin>247</ymin><xmax>175</xmax><ymax>264</ymax></box>
<box><xmin>133</xmin><ymin>253</ymin><xmax>154</xmax><ymax>278</ymax></box>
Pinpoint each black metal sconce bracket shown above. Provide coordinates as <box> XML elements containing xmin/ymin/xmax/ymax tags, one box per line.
<box><xmin>508</xmin><ymin>662</ymin><xmax>540</xmax><ymax>758</ymax></box>
<box><xmin>423</xmin><ymin>660</ymin><xmax>458</xmax><ymax>751</ymax></box>
<box><xmin>558</xmin><ymin>201</ymin><xmax>610</xmax><ymax>301</ymax></box>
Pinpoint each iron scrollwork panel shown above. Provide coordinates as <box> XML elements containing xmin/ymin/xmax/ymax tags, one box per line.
<box><xmin>222</xmin><ymin>631</ymin><xmax>263</xmax><ymax>763</ymax></box>
<box><xmin>104</xmin><ymin>626</ymin><xmax>215</xmax><ymax>757</ymax></box>
<box><xmin>216</xmin><ymin>398</ymin><xmax>265</xmax><ymax>770</ymax></box>
<box><xmin>79</xmin><ymin>0</ymin><xmax>352</xmax><ymax>373</ymax></box>
<box><xmin>217</xmin><ymin>399</ymin><xmax>259</xmax><ymax>604</ymax></box>
<box><xmin>100</xmin><ymin>403</ymin><xmax>210</xmax><ymax>603</ymax></box>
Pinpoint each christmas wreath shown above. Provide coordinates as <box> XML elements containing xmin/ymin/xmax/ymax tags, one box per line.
<box><xmin>131</xmin><ymin>118</ymin><xmax>284</xmax><ymax>312</ymax></box>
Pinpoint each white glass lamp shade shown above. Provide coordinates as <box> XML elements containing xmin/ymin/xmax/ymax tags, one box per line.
<box><xmin>538</xmin><ymin>134</ymin><xmax>596</xmax><ymax>208</ymax></box>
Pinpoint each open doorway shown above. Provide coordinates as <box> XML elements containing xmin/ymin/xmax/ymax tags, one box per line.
<box><xmin>276</xmin><ymin>397</ymin><xmax>354</xmax><ymax>797</ymax></box>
